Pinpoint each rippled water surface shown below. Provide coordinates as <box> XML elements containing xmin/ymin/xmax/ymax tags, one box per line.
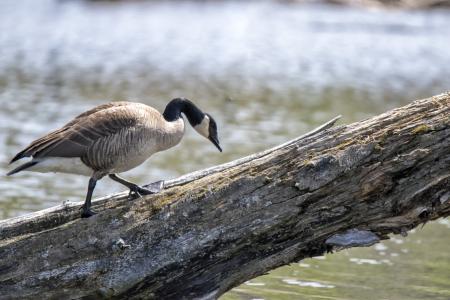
<box><xmin>0</xmin><ymin>0</ymin><xmax>449</xmax><ymax>299</ymax></box>
<box><xmin>224</xmin><ymin>220</ymin><xmax>450</xmax><ymax>300</ymax></box>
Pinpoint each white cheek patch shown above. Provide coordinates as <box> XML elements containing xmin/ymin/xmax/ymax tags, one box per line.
<box><xmin>194</xmin><ymin>116</ymin><xmax>210</xmax><ymax>138</ymax></box>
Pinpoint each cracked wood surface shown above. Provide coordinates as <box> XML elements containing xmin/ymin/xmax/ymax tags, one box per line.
<box><xmin>0</xmin><ymin>93</ymin><xmax>449</xmax><ymax>299</ymax></box>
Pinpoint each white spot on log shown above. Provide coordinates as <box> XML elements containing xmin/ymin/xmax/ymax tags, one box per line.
<box><xmin>113</xmin><ymin>238</ymin><xmax>131</xmax><ymax>250</ymax></box>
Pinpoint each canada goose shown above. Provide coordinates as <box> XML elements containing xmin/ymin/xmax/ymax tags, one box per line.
<box><xmin>7</xmin><ymin>98</ymin><xmax>222</xmax><ymax>218</ymax></box>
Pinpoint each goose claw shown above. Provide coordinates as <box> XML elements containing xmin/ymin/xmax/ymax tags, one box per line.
<box><xmin>80</xmin><ymin>206</ymin><xmax>97</xmax><ymax>218</ymax></box>
<box><xmin>128</xmin><ymin>181</ymin><xmax>164</xmax><ymax>199</ymax></box>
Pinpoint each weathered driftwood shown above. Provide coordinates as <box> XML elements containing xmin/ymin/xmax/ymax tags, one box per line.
<box><xmin>1</xmin><ymin>93</ymin><xmax>449</xmax><ymax>300</ymax></box>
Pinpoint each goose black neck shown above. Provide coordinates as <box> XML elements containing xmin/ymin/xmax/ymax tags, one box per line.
<box><xmin>163</xmin><ymin>98</ymin><xmax>204</xmax><ymax>126</ymax></box>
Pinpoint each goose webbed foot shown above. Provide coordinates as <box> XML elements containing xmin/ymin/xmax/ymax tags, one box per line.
<box><xmin>80</xmin><ymin>205</ymin><xmax>97</xmax><ymax>218</ymax></box>
<box><xmin>128</xmin><ymin>181</ymin><xmax>164</xmax><ymax>199</ymax></box>
<box><xmin>108</xmin><ymin>174</ymin><xmax>164</xmax><ymax>199</ymax></box>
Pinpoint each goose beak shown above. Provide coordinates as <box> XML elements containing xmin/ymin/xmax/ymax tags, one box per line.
<box><xmin>209</xmin><ymin>137</ymin><xmax>222</xmax><ymax>152</ymax></box>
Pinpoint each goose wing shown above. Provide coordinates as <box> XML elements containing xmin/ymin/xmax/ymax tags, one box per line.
<box><xmin>10</xmin><ymin>102</ymin><xmax>145</xmax><ymax>163</ymax></box>
<box><xmin>64</xmin><ymin>101</ymin><xmax>133</xmax><ymax>127</ymax></box>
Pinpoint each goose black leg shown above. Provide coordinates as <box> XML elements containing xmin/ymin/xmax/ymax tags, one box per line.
<box><xmin>81</xmin><ymin>177</ymin><xmax>97</xmax><ymax>218</ymax></box>
<box><xmin>109</xmin><ymin>174</ymin><xmax>164</xmax><ymax>198</ymax></box>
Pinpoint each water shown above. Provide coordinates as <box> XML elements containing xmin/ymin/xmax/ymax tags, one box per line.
<box><xmin>0</xmin><ymin>0</ymin><xmax>449</xmax><ymax>299</ymax></box>
<box><xmin>224</xmin><ymin>221</ymin><xmax>450</xmax><ymax>300</ymax></box>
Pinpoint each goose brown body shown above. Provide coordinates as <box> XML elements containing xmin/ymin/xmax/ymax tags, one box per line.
<box><xmin>11</xmin><ymin>102</ymin><xmax>185</xmax><ymax>178</ymax></box>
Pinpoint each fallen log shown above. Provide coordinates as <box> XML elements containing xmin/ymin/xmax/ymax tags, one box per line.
<box><xmin>0</xmin><ymin>93</ymin><xmax>449</xmax><ymax>300</ymax></box>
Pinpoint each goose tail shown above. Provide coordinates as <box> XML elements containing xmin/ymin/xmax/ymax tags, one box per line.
<box><xmin>6</xmin><ymin>161</ymin><xmax>39</xmax><ymax>176</ymax></box>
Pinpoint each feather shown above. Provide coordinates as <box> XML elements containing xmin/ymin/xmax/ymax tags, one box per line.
<box><xmin>8</xmin><ymin>101</ymin><xmax>185</xmax><ymax>175</ymax></box>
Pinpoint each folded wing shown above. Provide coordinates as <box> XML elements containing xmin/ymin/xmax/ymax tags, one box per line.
<box><xmin>10</xmin><ymin>102</ymin><xmax>139</xmax><ymax>164</ymax></box>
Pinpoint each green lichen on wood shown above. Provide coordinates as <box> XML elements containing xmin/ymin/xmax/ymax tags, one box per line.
<box><xmin>411</xmin><ymin>124</ymin><xmax>432</xmax><ymax>135</ymax></box>
<box><xmin>333</xmin><ymin>139</ymin><xmax>355</xmax><ymax>151</ymax></box>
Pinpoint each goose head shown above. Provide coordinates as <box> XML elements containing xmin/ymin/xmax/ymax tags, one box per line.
<box><xmin>193</xmin><ymin>113</ymin><xmax>222</xmax><ymax>152</ymax></box>
<box><xmin>163</xmin><ymin>97</ymin><xmax>222</xmax><ymax>152</ymax></box>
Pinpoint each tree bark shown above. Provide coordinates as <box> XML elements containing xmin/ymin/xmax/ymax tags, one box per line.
<box><xmin>1</xmin><ymin>93</ymin><xmax>449</xmax><ymax>300</ymax></box>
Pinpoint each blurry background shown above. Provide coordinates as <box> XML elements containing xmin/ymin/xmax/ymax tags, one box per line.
<box><xmin>0</xmin><ymin>0</ymin><xmax>449</xmax><ymax>299</ymax></box>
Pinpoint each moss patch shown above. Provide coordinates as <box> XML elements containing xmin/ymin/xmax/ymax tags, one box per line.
<box><xmin>411</xmin><ymin>124</ymin><xmax>432</xmax><ymax>135</ymax></box>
